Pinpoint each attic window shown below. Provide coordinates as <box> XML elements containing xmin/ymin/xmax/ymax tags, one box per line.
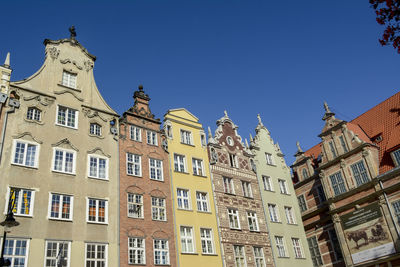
<box><xmin>62</xmin><ymin>71</ymin><xmax>77</xmax><ymax>89</ymax></box>
<box><xmin>391</xmin><ymin>149</ymin><xmax>400</xmax><ymax>167</ymax></box>
<box><xmin>375</xmin><ymin>135</ymin><xmax>383</xmax><ymax>142</ymax></box>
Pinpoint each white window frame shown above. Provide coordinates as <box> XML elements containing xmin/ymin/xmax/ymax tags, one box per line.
<box><xmin>126</xmin><ymin>153</ymin><xmax>142</xmax><ymax>177</ymax></box>
<box><xmin>89</xmin><ymin>123</ymin><xmax>102</xmax><ymax>136</ymax></box>
<box><xmin>177</xmin><ymin>188</ymin><xmax>191</xmax><ymax>210</ymax></box>
<box><xmin>44</xmin><ymin>240</ymin><xmax>71</xmax><ymax>267</ymax></box>
<box><xmin>48</xmin><ymin>193</ymin><xmax>73</xmax><ymax>221</ymax></box>
<box><xmin>253</xmin><ymin>247</ymin><xmax>266</xmax><ymax>267</ymax></box>
<box><xmin>262</xmin><ymin>175</ymin><xmax>273</xmax><ymax>191</ymax></box>
<box><xmin>196</xmin><ymin>191</ymin><xmax>209</xmax><ymax>212</ymax></box>
<box><xmin>278</xmin><ymin>179</ymin><xmax>289</xmax><ymax>195</ymax></box>
<box><xmin>85</xmin><ymin>243</ymin><xmax>107</xmax><ymax>267</ymax></box>
<box><xmin>391</xmin><ymin>149</ymin><xmax>400</xmax><ymax>166</ymax></box>
<box><xmin>268</xmin><ymin>203</ymin><xmax>280</xmax><ymax>222</ymax></box>
<box><xmin>229</xmin><ymin>153</ymin><xmax>238</xmax><ymax>168</ymax></box>
<box><xmin>62</xmin><ymin>70</ymin><xmax>77</xmax><ymax>89</ymax></box>
<box><xmin>234</xmin><ymin>245</ymin><xmax>247</xmax><ymax>267</ymax></box>
<box><xmin>52</xmin><ymin>147</ymin><xmax>76</xmax><ymax>175</ymax></box>
<box><xmin>127</xmin><ymin>193</ymin><xmax>144</xmax><ymax>219</ymax></box>
<box><xmin>1</xmin><ymin>238</ymin><xmax>30</xmax><ymax>267</ymax></box>
<box><xmin>223</xmin><ymin>177</ymin><xmax>235</xmax><ymax>194</ymax></box>
<box><xmin>200</xmin><ymin>228</ymin><xmax>214</xmax><ymax>254</ymax></box>
<box><xmin>265</xmin><ymin>152</ymin><xmax>274</xmax><ymax>165</ymax></box>
<box><xmin>151</xmin><ymin>197</ymin><xmax>166</xmax><ymax>221</ymax></box>
<box><xmin>146</xmin><ymin>130</ymin><xmax>158</xmax><ymax>146</ymax></box>
<box><xmin>5</xmin><ymin>187</ymin><xmax>35</xmax><ymax>217</ymax></box>
<box><xmin>180</xmin><ymin>226</ymin><xmax>195</xmax><ymax>253</ymax></box>
<box><xmin>284</xmin><ymin>206</ymin><xmax>296</xmax><ymax>224</ymax></box>
<box><xmin>128</xmin><ymin>237</ymin><xmax>145</xmax><ymax>265</ymax></box>
<box><xmin>130</xmin><ymin>125</ymin><xmax>142</xmax><ymax>142</ymax></box>
<box><xmin>329</xmin><ymin>171</ymin><xmax>347</xmax><ymax>196</ymax></box>
<box><xmin>351</xmin><ymin>160</ymin><xmax>370</xmax><ymax>186</ymax></box>
<box><xmin>56</xmin><ymin>105</ymin><xmax>78</xmax><ymax>129</ymax></box>
<box><xmin>241</xmin><ymin>181</ymin><xmax>253</xmax><ymax>198</ymax></box>
<box><xmin>87</xmin><ymin>154</ymin><xmax>109</xmax><ymax>180</ymax></box>
<box><xmin>228</xmin><ymin>208</ymin><xmax>241</xmax><ymax>229</ymax></box>
<box><xmin>154</xmin><ymin>239</ymin><xmax>169</xmax><ymax>265</ymax></box>
<box><xmin>247</xmin><ymin>211</ymin><xmax>259</xmax><ymax>231</ymax></box>
<box><xmin>11</xmin><ymin>139</ymin><xmax>40</xmax><ymax>168</ymax></box>
<box><xmin>292</xmin><ymin>238</ymin><xmax>304</xmax><ymax>259</ymax></box>
<box><xmin>86</xmin><ymin>198</ymin><xmax>108</xmax><ymax>224</ymax></box>
<box><xmin>149</xmin><ymin>158</ymin><xmax>163</xmax><ymax>181</ymax></box>
<box><xmin>174</xmin><ymin>154</ymin><xmax>186</xmax><ymax>173</ymax></box>
<box><xmin>27</xmin><ymin>106</ymin><xmax>41</xmax><ymax>121</ymax></box>
<box><xmin>180</xmin><ymin>129</ymin><xmax>193</xmax><ymax>145</ymax></box>
<box><xmin>275</xmin><ymin>236</ymin><xmax>287</xmax><ymax>257</ymax></box>
<box><xmin>192</xmin><ymin>158</ymin><xmax>204</xmax><ymax>176</ymax></box>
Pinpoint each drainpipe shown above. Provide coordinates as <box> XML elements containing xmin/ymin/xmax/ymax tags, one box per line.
<box><xmin>379</xmin><ymin>180</ymin><xmax>400</xmax><ymax>238</ymax></box>
<box><xmin>0</xmin><ymin>96</ymin><xmax>18</xmax><ymax>165</ymax></box>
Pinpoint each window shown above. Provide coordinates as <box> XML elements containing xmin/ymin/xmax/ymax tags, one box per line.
<box><xmin>229</xmin><ymin>153</ymin><xmax>238</xmax><ymax>168</ymax></box>
<box><xmin>44</xmin><ymin>240</ymin><xmax>70</xmax><ymax>267</ymax></box>
<box><xmin>52</xmin><ymin>148</ymin><xmax>76</xmax><ymax>174</ymax></box>
<box><xmin>12</xmin><ymin>140</ymin><xmax>39</xmax><ymax>168</ymax></box>
<box><xmin>177</xmin><ymin>189</ymin><xmax>191</xmax><ymax>210</ymax></box>
<box><xmin>146</xmin><ymin>130</ymin><xmax>158</xmax><ymax>146</ymax></box>
<box><xmin>265</xmin><ymin>153</ymin><xmax>274</xmax><ymax>165</ymax></box>
<box><xmin>329</xmin><ymin>171</ymin><xmax>347</xmax><ymax>196</ymax></box>
<box><xmin>200</xmin><ymin>228</ymin><xmax>214</xmax><ymax>254</ymax></box>
<box><xmin>262</xmin><ymin>176</ymin><xmax>273</xmax><ymax>191</ymax></box>
<box><xmin>200</xmin><ymin>132</ymin><xmax>206</xmax><ymax>146</ymax></box>
<box><xmin>174</xmin><ymin>154</ymin><xmax>186</xmax><ymax>172</ymax></box>
<box><xmin>7</xmin><ymin>188</ymin><xmax>35</xmax><ymax>216</ymax></box>
<box><xmin>27</xmin><ymin>107</ymin><xmax>41</xmax><ymax>121</ymax></box>
<box><xmin>127</xmin><ymin>153</ymin><xmax>141</xmax><ymax>176</ymax></box>
<box><xmin>57</xmin><ymin>106</ymin><xmax>78</xmax><ymax>128</ymax></box>
<box><xmin>88</xmin><ymin>155</ymin><xmax>108</xmax><ymax>179</ymax></box>
<box><xmin>392</xmin><ymin>149</ymin><xmax>400</xmax><ymax>166</ymax></box>
<box><xmin>247</xmin><ymin>211</ymin><xmax>259</xmax><ymax>231</ymax></box>
<box><xmin>85</xmin><ymin>243</ymin><xmax>107</xmax><ymax>267</ymax></box>
<box><xmin>291</xmin><ymin>238</ymin><xmax>304</xmax><ymax>258</ymax></box>
<box><xmin>302</xmin><ymin>168</ymin><xmax>309</xmax><ymax>179</ymax></box>
<box><xmin>297</xmin><ymin>195</ymin><xmax>307</xmax><ymax>212</ymax></box>
<box><xmin>329</xmin><ymin>141</ymin><xmax>337</xmax><ymax>158</ymax></box>
<box><xmin>49</xmin><ymin>193</ymin><xmax>73</xmax><ymax>220</ymax></box>
<box><xmin>307</xmin><ymin>236</ymin><xmax>323</xmax><ymax>266</ymax></box>
<box><xmin>62</xmin><ymin>71</ymin><xmax>77</xmax><ymax>88</ymax></box>
<box><xmin>228</xmin><ymin>209</ymin><xmax>240</xmax><ymax>229</ymax></box>
<box><xmin>87</xmin><ymin>198</ymin><xmax>108</xmax><ymax>223</ymax></box>
<box><xmin>284</xmin><ymin>206</ymin><xmax>296</xmax><ymax>224</ymax></box>
<box><xmin>130</xmin><ymin>125</ymin><xmax>142</xmax><ymax>142</ymax></box>
<box><xmin>253</xmin><ymin>247</ymin><xmax>265</xmax><ymax>267</ymax></box>
<box><xmin>392</xmin><ymin>200</ymin><xmax>400</xmax><ymax>226</ymax></box>
<box><xmin>241</xmin><ymin>181</ymin><xmax>253</xmax><ymax>198</ymax></box>
<box><xmin>180</xmin><ymin>130</ymin><xmax>192</xmax><ymax>145</ymax></box>
<box><xmin>275</xmin><ymin>236</ymin><xmax>287</xmax><ymax>257</ymax></box>
<box><xmin>128</xmin><ymin>237</ymin><xmax>145</xmax><ymax>265</ymax></box>
<box><xmin>151</xmin><ymin>197</ymin><xmax>166</xmax><ymax>221</ymax></box>
<box><xmin>339</xmin><ymin>135</ymin><xmax>348</xmax><ymax>153</ymax></box>
<box><xmin>223</xmin><ymin>177</ymin><xmax>235</xmax><ymax>194</ymax></box>
<box><xmin>180</xmin><ymin>226</ymin><xmax>195</xmax><ymax>253</ymax></box>
<box><xmin>234</xmin><ymin>245</ymin><xmax>246</xmax><ymax>267</ymax></box>
<box><xmin>196</xmin><ymin>192</ymin><xmax>209</xmax><ymax>212</ymax></box>
<box><xmin>2</xmin><ymin>238</ymin><xmax>29</xmax><ymax>267</ymax></box>
<box><xmin>154</xmin><ymin>239</ymin><xmax>169</xmax><ymax>265</ymax></box>
<box><xmin>268</xmin><ymin>204</ymin><xmax>280</xmax><ymax>222</ymax></box>
<box><xmin>328</xmin><ymin>229</ymin><xmax>343</xmax><ymax>261</ymax></box>
<box><xmin>149</xmin><ymin>158</ymin><xmax>163</xmax><ymax>181</ymax></box>
<box><xmin>127</xmin><ymin>193</ymin><xmax>143</xmax><ymax>218</ymax></box>
<box><xmin>351</xmin><ymin>160</ymin><xmax>369</xmax><ymax>186</ymax></box>
<box><xmin>316</xmin><ymin>186</ymin><xmax>326</xmax><ymax>203</ymax></box>
<box><xmin>192</xmin><ymin>158</ymin><xmax>204</xmax><ymax>176</ymax></box>
<box><xmin>89</xmin><ymin>123</ymin><xmax>101</xmax><ymax>136</ymax></box>
<box><xmin>278</xmin><ymin>179</ymin><xmax>289</xmax><ymax>195</ymax></box>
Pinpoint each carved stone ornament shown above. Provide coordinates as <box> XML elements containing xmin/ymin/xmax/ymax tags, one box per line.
<box><xmin>60</xmin><ymin>58</ymin><xmax>83</xmax><ymax>70</ymax></box>
<box><xmin>319</xmin><ymin>171</ymin><xmax>325</xmax><ymax>178</ymax></box>
<box><xmin>162</xmin><ymin>139</ymin><xmax>168</xmax><ymax>152</ymax></box>
<box><xmin>87</xmin><ymin>147</ymin><xmax>111</xmax><ymax>158</ymax></box>
<box><xmin>362</xmin><ymin>148</ymin><xmax>369</xmax><ymax>157</ymax></box>
<box><xmin>379</xmin><ymin>195</ymin><xmax>387</xmax><ymax>206</ymax></box>
<box><xmin>23</xmin><ymin>95</ymin><xmax>54</xmax><ymax>106</ymax></box>
<box><xmin>54</xmin><ymin>90</ymin><xmax>83</xmax><ymax>102</ymax></box>
<box><xmin>13</xmin><ymin>132</ymin><xmax>43</xmax><ymax>144</ymax></box>
<box><xmin>332</xmin><ymin>213</ymin><xmax>341</xmax><ymax>223</ymax></box>
<box><xmin>210</xmin><ymin>147</ymin><xmax>218</xmax><ymax>164</ymax></box>
<box><xmin>82</xmin><ymin>107</ymin><xmax>107</xmax><ymax>122</ymax></box>
<box><xmin>250</xmin><ymin>159</ymin><xmax>257</xmax><ymax>173</ymax></box>
<box><xmin>340</xmin><ymin>159</ymin><xmax>346</xmax><ymax>169</ymax></box>
<box><xmin>51</xmin><ymin>138</ymin><xmax>79</xmax><ymax>151</ymax></box>
<box><xmin>47</xmin><ymin>47</ymin><xmax>60</xmax><ymax>60</ymax></box>
<box><xmin>84</xmin><ymin>60</ymin><xmax>94</xmax><ymax>72</ymax></box>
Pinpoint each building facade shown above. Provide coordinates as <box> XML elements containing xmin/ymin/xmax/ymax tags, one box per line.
<box><xmin>164</xmin><ymin>108</ymin><xmax>223</xmax><ymax>267</ymax></box>
<box><xmin>119</xmin><ymin>85</ymin><xmax>177</xmax><ymax>266</ymax></box>
<box><xmin>0</xmin><ymin>31</ymin><xmax>120</xmax><ymax>266</ymax></box>
<box><xmin>250</xmin><ymin>115</ymin><xmax>312</xmax><ymax>266</ymax></box>
<box><xmin>208</xmin><ymin>111</ymin><xmax>274</xmax><ymax>267</ymax></box>
<box><xmin>292</xmin><ymin>96</ymin><xmax>400</xmax><ymax>267</ymax></box>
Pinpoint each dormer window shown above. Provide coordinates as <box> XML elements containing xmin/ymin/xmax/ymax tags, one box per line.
<box><xmin>62</xmin><ymin>71</ymin><xmax>77</xmax><ymax>89</ymax></box>
<box><xmin>302</xmin><ymin>168</ymin><xmax>309</xmax><ymax>179</ymax></box>
<box><xmin>392</xmin><ymin>149</ymin><xmax>400</xmax><ymax>166</ymax></box>
<box><xmin>329</xmin><ymin>141</ymin><xmax>337</xmax><ymax>158</ymax></box>
<box><xmin>339</xmin><ymin>135</ymin><xmax>348</xmax><ymax>153</ymax></box>
<box><xmin>27</xmin><ymin>107</ymin><xmax>41</xmax><ymax>121</ymax></box>
<box><xmin>90</xmin><ymin>123</ymin><xmax>102</xmax><ymax>136</ymax></box>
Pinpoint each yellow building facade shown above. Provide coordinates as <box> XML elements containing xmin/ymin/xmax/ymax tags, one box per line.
<box><xmin>164</xmin><ymin>108</ymin><xmax>223</xmax><ymax>267</ymax></box>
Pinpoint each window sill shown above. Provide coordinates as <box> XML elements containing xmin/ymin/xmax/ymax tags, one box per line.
<box><xmin>24</xmin><ymin>118</ymin><xmax>43</xmax><ymax>125</ymax></box>
<box><xmin>278</xmin><ymin>256</ymin><xmax>290</xmax><ymax>258</ymax></box>
<box><xmin>287</xmin><ymin>223</ymin><xmax>298</xmax><ymax>226</ymax></box>
<box><xmin>150</xmin><ymin>178</ymin><xmax>165</xmax><ymax>182</ymax></box>
<box><xmin>55</xmin><ymin>123</ymin><xmax>78</xmax><ymax>130</ymax></box>
<box><xmin>193</xmin><ymin>173</ymin><xmax>207</xmax><ymax>178</ymax></box>
<box><xmin>229</xmin><ymin>228</ymin><xmax>242</xmax><ymax>231</ymax></box>
<box><xmin>243</xmin><ymin>195</ymin><xmax>254</xmax><ymax>199</ymax></box>
<box><xmin>174</xmin><ymin>171</ymin><xmax>189</xmax><ymax>174</ymax></box>
<box><xmin>177</xmin><ymin>208</ymin><xmax>193</xmax><ymax>212</ymax></box>
<box><xmin>202</xmin><ymin>253</ymin><xmax>218</xmax><ymax>256</ymax></box>
<box><xmin>127</xmin><ymin>216</ymin><xmax>144</xmax><ymax>220</ymax></box>
<box><xmin>271</xmin><ymin>221</ymin><xmax>282</xmax><ymax>224</ymax></box>
<box><xmin>48</xmin><ymin>217</ymin><xmax>73</xmax><ymax>222</ymax></box>
<box><xmin>126</xmin><ymin>174</ymin><xmax>143</xmax><ymax>178</ymax></box>
<box><xmin>87</xmin><ymin>221</ymin><xmax>108</xmax><ymax>225</ymax></box>
<box><xmin>180</xmin><ymin>142</ymin><xmax>195</xmax><ymax>147</ymax></box>
<box><xmin>152</xmin><ymin>219</ymin><xmax>167</xmax><ymax>222</ymax></box>
<box><xmin>264</xmin><ymin>189</ymin><xmax>275</xmax><ymax>192</ymax></box>
<box><xmin>89</xmin><ymin>133</ymin><xmax>104</xmax><ymax>139</ymax></box>
<box><xmin>197</xmin><ymin>210</ymin><xmax>212</xmax><ymax>214</ymax></box>
<box><xmin>147</xmin><ymin>143</ymin><xmax>159</xmax><ymax>147</ymax></box>
<box><xmin>88</xmin><ymin>176</ymin><xmax>109</xmax><ymax>181</ymax></box>
<box><xmin>13</xmin><ymin>214</ymin><xmax>33</xmax><ymax>218</ymax></box>
<box><xmin>52</xmin><ymin>170</ymin><xmax>76</xmax><ymax>176</ymax></box>
<box><xmin>280</xmin><ymin>193</ymin><xmax>291</xmax><ymax>196</ymax></box>
<box><xmin>11</xmin><ymin>163</ymin><xmax>38</xmax><ymax>170</ymax></box>
<box><xmin>181</xmin><ymin>252</ymin><xmax>198</xmax><ymax>255</ymax></box>
<box><xmin>129</xmin><ymin>139</ymin><xmax>142</xmax><ymax>143</ymax></box>
<box><xmin>57</xmin><ymin>83</ymin><xmax>81</xmax><ymax>92</ymax></box>
<box><xmin>224</xmin><ymin>192</ymin><xmax>236</xmax><ymax>196</ymax></box>
<box><xmin>249</xmin><ymin>230</ymin><xmax>260</xmax><ymax>233</ymax></box>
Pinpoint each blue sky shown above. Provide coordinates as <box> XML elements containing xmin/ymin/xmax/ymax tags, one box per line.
<box><xmin>1</xmin><ymin>1</ymin><xmax>398</xmax><ymax>164</ymax></box>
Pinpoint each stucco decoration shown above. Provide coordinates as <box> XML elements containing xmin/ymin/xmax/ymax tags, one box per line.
<box><xmin>148</xmin><ymin>150</ymin><xmax>162</xmax><ymax>158</ymax></box>
<box><xmin>152</xmin><ymin>230</ymin><xmax>169</xmax><ymax>240</ymax></box>
<box><xmin>54</xmin><ymin>90</ymin><xmax>84</xmax><ymax>102</ymax></box>
<box><xmin>13</xmin><ymin>132</ymin><xmax>43</xmax><ymax>144</ymax></box>
<box><xmin>340</xmin><ymin>159</ymin><xmax>346</xmax><ymax>169</ymax></box>
<box><xmin>126</xmin><ymin>185</ymin><xmax>145</xmax><ymax>194</ymax></box>
<box><xmin>210</xmin><ymin>147</ymin><xmax>218</xmax><ymax>164</ymax></box>
<box><xmin>362</xmin><ymin>148</ymin><xmax>370</xmax><ymax>157</ymax></box>
<box><xmin>84</xmin><ymin>60</ymin><xmax>94</xmax><ymax>72</ymax></box>
<box><xmin>51</xmin><ymin>138</ymin><xmax>79</xmax><ymax>151</ymax></box>
<box><xmin>23</xmin><ymin>95</ymin><xmax>54</xmax><ymax>106</ymax></box>
<box><xmin>162</xmin><ymin>139</ymin><xmax>168</xmax><ymax>152</ymax></box>
<box><xmin>87</xmin><ymin>147</ymin><xmax>111</xmax><ymax>158</ymax></box>
<box><xmin>150</xmin><ymin>189</ymin><xmax>167</xmax><ymax>198</ymax></box>
<box><xmin>163</xmin><ymin>120</ymin><xmax>173</xmax><ymax>139</ymax></box>
<box><xmin>46</xmin><ymin>47</ymin><xmax>60</xmax><ymax>60</ymax></box>
<box><xmin>127</xmin><ymin>227</ymin><xmax>145</xmax><ymax>238</ymax></box>
<box><xmin>82</xmin><ymin>107</ymin><xmax>107</xmax><ymax>122</ymax></box>
<box><xmin>332</xmin><ymin>213</ymin><xmax>341</xmax><ymax>223</ymax></box>
<box><xmin>59</xmin><ymin>58</ymin><xmax>83</xmax><ymax>70</ymax></box>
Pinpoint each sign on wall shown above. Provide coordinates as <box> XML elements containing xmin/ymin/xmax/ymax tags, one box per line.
<box><xmin>341</xmin><ymin>202</ymin><xmax>396</xmax><ymax>264</ymax></box>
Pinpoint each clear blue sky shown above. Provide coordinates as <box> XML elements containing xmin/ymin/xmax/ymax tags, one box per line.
<box><xmin>1</xmin><ymin>1</ymin><xmax>398</xmax><ymax>165</ymax></box>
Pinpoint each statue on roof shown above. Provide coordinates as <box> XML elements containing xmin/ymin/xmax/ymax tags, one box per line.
<box><xmin>69</xmin><ymin>26</ymin><xmax>77</xmax><ymax>40</ymax></box>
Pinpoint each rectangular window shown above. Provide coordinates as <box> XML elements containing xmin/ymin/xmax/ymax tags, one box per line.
<box><xmin>307</xmin><ymin>236</ymin><xmax>323</xmax><ymax>266</ymax></box>
<box><xmin>268</xmin><ymin>204</ymin><xmax>280</xmax><ymax>222</ymax></box>
<box><xmin>152</xmin><ymin>197</ymin><xmax>166</xmax><ymax>221</ymax></box>
<box><xmin>87</xmin><ymin>198</ymin><xmax>108</xmax><ymax>224</ymax></box>
<box><xmin>27</xmin><ymin>107</ymin><xmax>41</xmax><ymax>121</ymax></box>
<box><xmin>275</xmin><ymin>236</ymin><xmax>287</xmax><ymax>257</ymax></box>
<box><xmin>339</xmin><ymin>135</ymin><xmax>348</xmax><ymax>153</ymax></box>
<box><xmin>392</xmin><ymin>200</ymin><xmax>400</xmax><ymax>226</ymax></box>
<box><xmin>85</xmin><ymin>243</ymin><xmax>107</xmax><ymax>267</ymax></box>
<box><xmin>49</xmin><ymin>193</ymin><xmax>73</xmax><ymax>220</ymax></box>
<box><xmin>180</xmin><ymin>226</ymin><xmax>195</xmax><ymax>253</ymax></box>
<box><xmin>329</xmin><ymin>171</ymin><xmax>347</xmax><ymax>196</ymax></box>
<box><xmin>44</xmin><ymin>240</ymin><xmax>70</xmax><ymax>267</ymax></box>
<box><xmin>200</xmin><ymin>133</ymin><xmax>206</xmax><ymax>146</ymax></box>
<box><xmin>174</xmin><ymin>154</ymin><xmax>186</xmax><ymax>172</ymax></box>
<box><xmin>2</xmin><ymin>238</ymin><xmax>29</xmax><ymax>267</ymax></box>
<box><xmin>88</xmin><ymin>155</ymin><xmax>108</xmax><ymax>179</ymax></box>
<box><xmin>57</xmin><ymin>106</ymin><xmax>78</xmax><ymax>128</ymax></box>
<box><xmin>200</xmin><ymin>228</ymin><xmax>214</xmax><ymax>254</ymax></box>
<box><xmin>180</xmin><ymin>130</ymin><xmax>192</xmax><ymax>145</ymax></box>
<box><xmin>192</xmin><ymin>158</ymin><xmax>204</xmax><ymax>176</ymax></box>
<box><xmin>228</xmin><ymin>208</ymin><xmax>241</xmax><ymax>229</ymax></box>
<box><xmin>53</xmin><ymin>148</ymin><xmax>75</xmax><ymax>174</ymax></box>
<box><xmin>265</xmin><ymin>153</ymin><xmax>274</xmax><ymax>165</ymax></box>
<box><xmin>278</xmin><ymin>179</ymin><xmax>289</xmax><ymax>195</ymax></box>
<box><xmin>329</xmin><ymin>141</ymin><xmax>337</xmax><ymax>158</ymax></box>
<box><xmin>147</xmin><ymin>130</ymin><xmax>158</xmax><ymax>146</ymax></box>
<box><xmin>229</xmin><ymin>153</ymin><xmax>238</xmax><ymax>168</ymax></box>
<box><xmin>128</xmin><ymin>237</ymin><xmax>145</xmax><ymax>264</ymax></box>
<box><xmin>127</xmin><ymin>193</ymin><xmax>143</xmax><ymax>218</ymax></box>
<box><xmin>7</xmin><ymin>188</ymin><xmax>34</xmax><ymax>216</ymax></box>
<box><xmin>223</xmin><ymin>177</ymin><xmax>235</xmax><ymax>194</ymax></box>
<box><xmin>328</xmin><ymin>229</ymin><xmax>343</xmax><ymax>261</ymax></box>
<box><xmin>127</xmin><ymin>153</ymin><xmax>141</xmax><ymax>176</ymax></box>
<box><xmin>262</xmin><ymin>176</ymin><xmax>273</xmax><ymax>191</ymax></box>
<box><xmin>241</xmin><ymin>181</ymin><xmax>253</xmax><ymax>198</ymax></box>
<box><xmin>291</xmin><ymin>238</ymin><xmax>304</xmax><ymax>258</ymax></box>
<box><xmin>89</xmin><ymin>123</ymin><xmax>101</xmax><ymax>136</ymax></box>
<box><xmin>177</xmin><ymin>189</ymin><xmax>191</xmax><ymax>210</ymax></box>
<box><xmin>234</xmin><ymin>245</ymin><xmax>246</xmax><ymax>267</ymax></box>
<box><xmin>297</xmin><ymin>195</ymin><xmax>307</xmax><ymax>212</ymax></box>
<box><xmin>12</xmin><ymin>140</ymin><xmax>39</xmax><ymax>168</ymax></box>
<box><xmin>351</xmin><ymin>160</ymin><xmax>369</xmax><ymax>186</ymax></box>
<box><xmin>316</xmin><ymin>185</ymin><xmax>326</xmax><ymax>203</ymax></box>
<box><xmin>130</xmin><ymin>125</ymin><xmax>142</xmax><ymax>142</ymax></box>
<box><xmin>154</xmin><ymin>239</ymin><xmax>169</xmax><ymax>265</ymax></box>
<box><xmin>284</xmin><ymin>206</ymin><xmax>296</xmax><ymax>224</ymax></box>
<box><xmin>196</xmin><ymin>192</ymin><xmax>209</xmax><ymax>212</ymax></box>
<box><xmin>392</xmin><ymin>149</ymin><xmax>400</xmax><ymax>166</ymax></box>
<box><xmin>247</xmin><ymin>211</ymin><xmax>259</xmax><ymax>231</ymax></box>
<box><xmin>302</xmin><ymin>168</ymin><xmax>309</xmax><ymax>179</ymax></box>
<box><xmin>253</xmin><ymin>247</ymin><xmax>265</xmax><ymax>267</ymax></box>
<box><xmin>149</xmin><ymin>158</ymin><xmax>163</xmax><ymax>181</ymax></box>
<box><xmin>62</xmin><ymin>71</ymin><xmax>77</xmax><ymax>88</ymax></box>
